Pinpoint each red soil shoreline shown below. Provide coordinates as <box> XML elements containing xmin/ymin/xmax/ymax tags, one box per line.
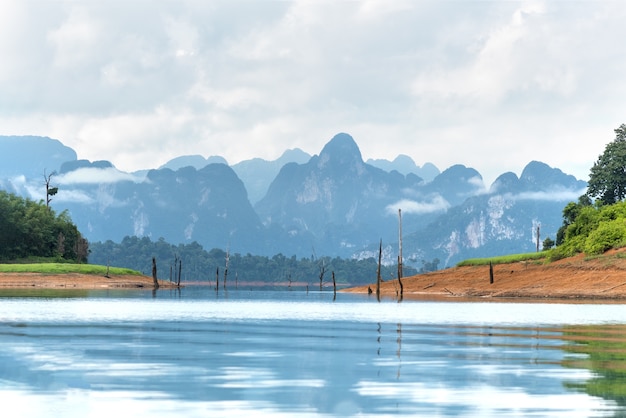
<box><xmin>0</xmin><ymin>272</ymin><xmax>178</xmax><ymax>289</ymax></box>
<box><xmin>343</xmin><ymin>249</ymin><xmax>626</xmax><ymax>301</ymax></box>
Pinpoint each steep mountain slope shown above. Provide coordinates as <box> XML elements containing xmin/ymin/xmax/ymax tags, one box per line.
<box><xmin>52</xmin><ymin>162</ymin><xmax>264</xmax><ymax>254</ymax></box>
<box><xmin>0</xmin><ymin>135</ymin><xmax>77</xmax><ymax>178</ymax></box>
<box><xmin>255</xmin><ymin>133</ymin><xmax>484</xmax><ymax>257</ymax></box>
<box><xmin>232</xmin><ymin>148</ymin><xmax>311</xmax><ymax>204</ymax></box>
<box><xmin>406</xmin><ymin>161</ymin><xmax>587</xmax><ymax>267</ymax></box>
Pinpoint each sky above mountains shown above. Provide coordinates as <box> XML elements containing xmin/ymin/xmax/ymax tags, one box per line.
<box><xmin>1</xmin><ymin>1</ymin><xmax>625</xmax><ymax>186</ymax></box>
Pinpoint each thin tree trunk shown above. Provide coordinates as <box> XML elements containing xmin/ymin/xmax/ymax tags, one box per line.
<box><xmin>151</xmin><ymin>257</ymin><xmax>159</xmax><ymax>290</ymax></box>
<box><xmin>177</xmin><ymin>259</ymin><xmax>182</xmax><ymax>287</ymax></box>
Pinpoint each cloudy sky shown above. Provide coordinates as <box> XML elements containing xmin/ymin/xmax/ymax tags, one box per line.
<box><xmin>1</xmin><ymin>0</ymin><xmax>625</xmax><ymax>186</ymax></box>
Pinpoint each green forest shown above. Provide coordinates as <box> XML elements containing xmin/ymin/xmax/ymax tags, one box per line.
<box><xmin>89</xmin><ymin>236</ymin><xmax>419</xmax><ymax>288</ymax></box>
<box><xmin>0</xmin><ymin>190</ymin><xmax>88</xmax><ymax>262</ymax></box>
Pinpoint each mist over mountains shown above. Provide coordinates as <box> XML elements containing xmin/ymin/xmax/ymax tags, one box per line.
<box><xmin>0</xmin><ymin>134</ymin><xmax>586</xmax><ymax>268</ymax></box>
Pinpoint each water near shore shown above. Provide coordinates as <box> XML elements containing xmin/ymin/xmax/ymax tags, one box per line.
<box><xmin>1</xmin><ymin>288</ymin><xmax>625</xmax><ymax>417</ymax></box>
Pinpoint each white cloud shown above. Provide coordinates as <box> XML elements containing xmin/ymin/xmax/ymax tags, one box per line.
<box><xmin>514</xmin><ymin>188</ymin><xmax>587</xmax><ymax>202</ymax></box>
<box><xmin>0</xmin><ymin>0</ymin><xmax>625</xmax><ymax>185</ymax></box>
<box><xmin>55</xmin><ymin>167</ymin><xmax>145</xmax><ymax>185</ymax></box>
<box><xmin>386</xmin><ymin>196</ymin><xmax>450</xmax><ymax>215</ymax></box>
<box><xmin>55</xmin><ymin>189</ymin><xmax>95</xmax><ymax>205</ymax></box>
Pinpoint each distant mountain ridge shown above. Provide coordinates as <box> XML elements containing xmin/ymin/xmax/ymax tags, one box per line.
<box><xmin>367</xmin><ymin>155</ymin><xmax>440</xmax><ymax>182</ymax></box>
<box><xmin>0</xmin><ymin>134</ymin><xmax>587</xmax><ymax>267</ymax></box>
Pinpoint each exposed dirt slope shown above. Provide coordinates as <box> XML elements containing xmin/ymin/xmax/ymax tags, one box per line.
<box><xmin>0</xmin><ymin>273</ymin><xmax>177</xmax><ymax>289</ymax></box>
<box><xmin>344</xmin><ymin>249</ymin><xmax>626</xmax><ymax>300</ymax></box>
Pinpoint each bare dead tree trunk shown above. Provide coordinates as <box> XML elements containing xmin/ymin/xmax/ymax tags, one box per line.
<box><xmin>319</xmin><ymin>259</ymin><xmax>326</xmax><ymax>291</ymax></box>
<box><xmin>43</xmin><ymin>170</ymin><xmax>58</xmax><ymax>209</ymax></box>
<box><xmin>151</xmin><ymin>257</ymin><xmax>159</xmax><ymax>289</ymax></box>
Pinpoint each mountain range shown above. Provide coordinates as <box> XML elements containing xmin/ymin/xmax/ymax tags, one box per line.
<box><xmin>0</xmin><ymin>134</ymin><xmax>586</xmax><ymax>268</ymax></box>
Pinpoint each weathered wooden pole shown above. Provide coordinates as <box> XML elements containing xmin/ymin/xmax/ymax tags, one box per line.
<box><xmin>332</xmin><ymin>271</ymin><xmax>336</xmax><ymax>296</ymax></box>
<box><xmin>398</xmin><ymin>209</ymin><xmax>403</xmax><ymax>280</ymax></box>
<box><xmin>536</xmin><ymin>225</ymin><xmax>541</xmax><ymax>252</ymax></box>
<box><xmin>216</xmin><ymin>267</ymin><xmax>219</xmax><ymax>291</ymax></box>
<box><xmin>177</xmin><ymin>259</ymin><xmax>182</xmax><ymax>287</ymax></box>
<box><xmin>151</xmin><ymin>257</ymin><xmax>159</xmax><ymax>289</ymax></box>
<box><xmin>376</xmin><ymin>239</ymin><xmax>382</xmax><ymax>301</ymax></box>
<box><xmin>224</xmin><ymin>250</ymin><xmax>229</xmax><ymax>290</ymax></box>
<box><xmin>489</xmin><ymin>261</ymin><xmax>494</xmax><ymax>284</ymax></box>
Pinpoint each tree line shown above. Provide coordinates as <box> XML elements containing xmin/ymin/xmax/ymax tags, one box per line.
<box><xmin>89</xmin><ymin>236</ymin><xmax>418</xmax><ymax>288</ymax></box>
<box><xmin>0</xmin><ymin>190</ymin><xmax>88</xmax><ymax>262</ymax></box>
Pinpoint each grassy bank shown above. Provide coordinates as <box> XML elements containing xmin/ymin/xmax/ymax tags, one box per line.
<box><xmin>456</xmin><ymin>251</ymin><xmax>549</xmax><ymax>267</ymax></box>
<box><xmin>0</xmin><ymin>263</ymin><xmax>142</xmax><ymax>276</ymax></box>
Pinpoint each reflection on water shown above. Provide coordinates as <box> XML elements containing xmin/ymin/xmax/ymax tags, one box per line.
<box><xmin>0</xmin><ymin>289</ymin><xmax>624</xmax><ymax>417</ymax></box>
<box><xmin>561</xmin><ymin>324</ymin><xmax>626</xmax><ymax>412</ymax></box>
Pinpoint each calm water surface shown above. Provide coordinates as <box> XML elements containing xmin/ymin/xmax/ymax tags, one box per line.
<box><xmin>1</xmin><ymin>288</ymin><xmax>626</xmax><ymax>417</ymax></box>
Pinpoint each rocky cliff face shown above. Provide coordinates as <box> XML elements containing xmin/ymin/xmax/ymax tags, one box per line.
<box><xmin>408</xmin><ymin>161</ymin><xmax>587</xmax><ymax>267</ymax></box>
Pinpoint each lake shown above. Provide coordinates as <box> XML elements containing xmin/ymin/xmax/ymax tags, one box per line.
<box><xmin>1</xmin><ymin>288</ymin><xmax>626</xmax><ymax>417</ymax></box>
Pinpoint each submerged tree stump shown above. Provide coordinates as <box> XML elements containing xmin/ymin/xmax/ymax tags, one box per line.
<box><xmin>152</xmin><ymin>257</ymin><xmax>159</xmax><ymax>290</ymax></box>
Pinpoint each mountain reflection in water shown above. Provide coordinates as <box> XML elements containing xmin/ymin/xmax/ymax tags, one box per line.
<box><xmin>0</xmin><ymin>289</ymin><xmax>624</xmax><ymax>417</ymax></box>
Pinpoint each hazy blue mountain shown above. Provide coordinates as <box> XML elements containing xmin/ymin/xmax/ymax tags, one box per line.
<box><xmin>404</xmin><ymin>161</ymin><xmax>588</xmax><ymax>268</ymax></box>
<box><xmin>0</xmin><ymin>135</ymin><xmax>77</xmax><ymax>178</ymax></box>
<box><xmin>0</xmin><ymin>134</ymin><xmax>588</xmax><ymax>268</ymax></box>
<box><xmin>159</xmin><ymin>155</ymin><xmax>228</xmax><ymax>171</ymax></box>
<box><xmin>367</xmin><ymin>155</ymin><xmax>440</xmax><ymax>182</ymax></box>
<box><xmin>60</xmin><ymin>159</ymin><xmax>114</xmax><ymax>173</ymax></box>
<box><xmin>232</xmin><ymin>148</ymin><xmax>311</xmax><ymax>204</ymax></box>
<box><xmin>254</xmin><ymin>133</ymin><xmax>485</xmax><ymax>258</ymax></box>
<box><xmin>51</xmin><ymin>162</ymin><xmax>263</xmax><ymax>254</ymax></box>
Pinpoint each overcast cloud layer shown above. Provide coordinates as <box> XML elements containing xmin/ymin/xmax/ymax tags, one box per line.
<box><xmin>1</xmin><ymin>0</ymin><xmax>625</xmax><ymax>186</ymax></box>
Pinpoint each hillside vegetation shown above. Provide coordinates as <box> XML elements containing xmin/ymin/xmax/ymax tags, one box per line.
<box><xmin>0</xmin><ymin>190</ymin><xmax>88</xmax><ymax>263</ymax></box>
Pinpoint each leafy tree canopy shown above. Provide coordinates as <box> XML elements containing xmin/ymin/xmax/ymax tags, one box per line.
<box><xmin>587</xmin><ymin>124</ymin><xmax>626</xmax><ymax>205</ymax></box>
<box><xmin>552</xmin><ymin>200</ymin><xmax>626</xmax><ymax>259</ymax></box>
<box><xmin>0</xmin><ymin>190</ymin><xmax>88</xmax><ymax>262</ymax></box>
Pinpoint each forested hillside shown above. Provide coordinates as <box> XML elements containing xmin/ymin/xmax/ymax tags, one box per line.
<box><xmin>0</xmin><ymin>190</ymin><xmax>88</xmax><ymax>262</ymax></box>
<box><xmin>90</xmin><ymin>236</ymin><xmax>419</xmax><ymax>288</ymax></box>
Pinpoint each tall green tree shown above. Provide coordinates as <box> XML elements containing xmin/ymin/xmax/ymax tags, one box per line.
<box><xmin>587</xmin><ymin>124</ymin><xmax>626</xmax><ymax>204</ymax></box>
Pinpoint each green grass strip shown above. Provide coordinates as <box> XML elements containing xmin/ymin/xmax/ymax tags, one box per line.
<box><xmin>0</xmin><ymin>263</ymin><xmax>142</xmax><ymax>276</ymax></box>
<box><xmin>457</xmin><ymin>251</ymin><xmax>549</xmax><ymax>267</ymax></box>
